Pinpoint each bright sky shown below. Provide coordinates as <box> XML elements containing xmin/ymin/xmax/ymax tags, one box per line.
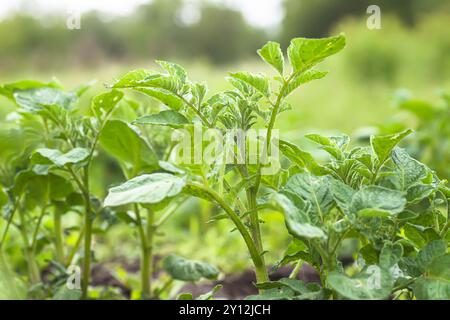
<box><xmin>0</xmin><ymin>0</ymin><xmax>284</xmax><ymax>28</ymax></box>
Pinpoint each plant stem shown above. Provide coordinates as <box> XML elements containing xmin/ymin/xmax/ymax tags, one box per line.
<box><xmin>53</xmin><ymin>207</ymin><xmax>65</xmax><ymax>263</ymax></box>
<box><xmin>189</xmin><ymin>182</ymin><xmax>268</xmax><ymax>285</ymax></box>
<box><xmin>289</xmin><ymin>259</ymin><xmax>303</xmax><ymax>279</ymax></box>
<box><xmin>18</xmin><ymin>210</ymin><xmax>40</xmax><ymax>284</ymax></box>
<box><xmin>81</xmin><ymin>167</ymin><xmax>92</xmax><ymax>299</ymax></box>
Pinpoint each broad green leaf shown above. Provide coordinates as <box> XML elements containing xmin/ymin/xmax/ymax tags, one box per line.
<box><xmin>417</xmin><ymin>240</ymin><xmax>447</xmax><ymax>270</ymax></box>
<box><xmin>305</xmin><ymin>133</ymin><xmax>349</xmax><ymax>159</ymax></box>
<box><xmin>133</xmin><ymin>110</ymin><xmax>189</xmax><ymax>128</ymax></box>
<box><xmin>391</xmin><ymin>148</ymin><xmax>428</xmax><ymax>190</ymax></box>
<box><xmin>135</xmin><ymin>74</ymin><xmax>179</xmax><ymax>92</ymax></box>
<box><xmin>99</xmin><ymin>120</ymin><xmax>158</xmax><ymax>175</ymax></box>
<box><xmin>350</xmin><ymin>186</ymin><xmax>406</xmax><ymax>217</ymax></box>
<box><xmin>0</xmin><ymin>79</ymin><xmax>61</xmax><ymax>100</ymax></box>
<box><xmin>328</xmin><ymin>266</ymin><xmax>393</xmax><ymax>300</ymax></box>
<box><xmin>135</xmin><ymin>87</ymin><xmax>185</xmax><ymax>111</ymax></box>
<box><xmin>0</xmin><ymin>254</ymin><xmax>27</xmax><ymax>299</ymax></box>
<box><xmin>162</xmin><ymin>254</ymin><xmax>219</xmax><ymax>282</ymax></box>
<box><xmin>12</xmin><ymin>87</ymin><xmax>76</xmax><ymax>112</ymax></box>
<box><xmin>33</xmin><ymin>148</ymin><xmax>89</xmax><ymax>167</ymax></box>
<box><xmin>52</xmin><ymin>287</ymin><xmax>82</xmax><ymax>300</ymax></box>
<box><xmin>398</xmin><ymin>99</ymin><xmax>436</xmax><ymax>120</ymax></box>
<box><xmin>112</xmin><ymin>69</ymin><xmax>151</xmax><ymax>88</ymax></box>
<box><xmin>370</xmin><ymin>129</ymin><xmax>412</xmax><ymax>165</ymax></box>
<box><xmin>273</xmin><ymin>193</ymin><xmax>326</xmax><ymax>240</ymax></box>
<box><xmin>406</xmin><ymin>184</ymin><xmax>435</xmax><ymax>204</ymax></box>
<box><xmin>191</xmin><ymin>82</ymin><xmax>207</xmax><ymax>105</ymax></box>
<box><xmin>228</xmin><ymin>72</ymin><xmax>270</xmax><ymax>97</ymax></box>
<box><xmin>156</xmin><ymin>60</ymin><xmax>187</xmax><ymax>85</ymax></box>
<box><xmin>283</xmin><ymin>173</ymin><xmax>333</xmax><ymax>220</ymax></box>
<box><xmin>91</xmin><ymin>89</ymin><xmax>124</xmax><ymax>117</ymax></box>
<box><xmin>287</xmin><ymin>34</ymin><xmax>346</xmax><ymax>73</ymax></box>
<box><xmin>404</xmin><ymin>224</ymin><xmax>440</xmax><ymax>248</ymax></box>
<box><xmin>329</xmin><ymin>179</ymin><xmax>356</xmax><ymax>218</ymax></box>
<box><xmin>257</xmin><ymin>41</ymin><xmax>284</xmax><ymax>75</ymax></box>
<box><xmin>379</xmin><ymin>242</ymin><xmax>403</xmax><ymax>268</ymax></box>
<box><xmin>254</xmin><ymin>279</ymin><xmax>325</xmax><ymax>300</ymax></box>
<box><xmin>279</xmin><ymin>140</ymin><xmax>329</xmax><ymax>175</ymax></box>
<box><xmin>283</xmin><ymin>70</ymin><xmax>328</xmax><ymax>98</ymax></box>
<box><xmin>413</xmin><ymin>254</ymin><xmax>450</xmax><ymax>300</ymax></box>
<box><xmin>104</xmin><ymin>173</ymin><xmax>185</xmax><ymax>207</ymax></box>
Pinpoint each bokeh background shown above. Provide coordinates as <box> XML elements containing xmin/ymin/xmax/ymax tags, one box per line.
<box><xmin>0</xmin><ymin>0</ymin><xmax>449</xmax><ymax>299</ymax></box>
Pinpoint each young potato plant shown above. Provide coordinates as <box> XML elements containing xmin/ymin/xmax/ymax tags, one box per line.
<box><xmin>104</xmin><ymin>35</ymin><xmax>347</xmax><ymax>291</ymax></box>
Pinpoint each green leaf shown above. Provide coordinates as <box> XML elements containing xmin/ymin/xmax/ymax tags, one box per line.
<box><xmin>287</xmin><ymin>34</ymin><xmax>346</xmax><ymax>73</ymax></box>
<box><xmin>33</xmin><ymin>148</ymin><xmax>89</xmax><ymax>167</ymax></box>
<box><xmin>52</xmin><ymin>287</ymin><xmax>82</xmax><ymax>300</ymax></box>
<box><xmin>104</xmin><ymin>173</ymin><xmax>185</xmax><ymax>207</ymax></box>
<box><xmin>112</xmin><ymin>69</ymin><xmax>151</xmax><ymax>88</ymax></box>
<box><xmin>417</xmin><ymin>240</ymin><xmax>447</xmax><ymax>270</ymax></box>
<box><xmin>12</xmin><ymin>87</ymin><xmax>76</xmax><ymax>112</ymax></box>
<box><xmin>351</xmin><ymin>186</ymin><xmax>406</xmax><ymax>217</ymax></box>
<box><xmin>162</xmin><ymin>254</ymin><xmax>219</xmax><ymax>282</ymax></box>
<box><xmin>413</xmin><ymin>254</ymin><xmax>450</xmax><ymax>300</ymax></box>
<box><xmin>228</xmin><ymin>72</ymin><xmax>270</xmax><ymax>97</ymax></box>
<box><xmin>0</xmin><ymin>187</ymin><xmax>7</xmax><ymax>208</ymax></box>
<box><xmin>156</xmin><ymin>60</ymin><xmax>187</xmax><ymax>85</ymax></box>
<box><xmin>91</xmin><ymin>89</ymin><xmax>124</xmax><ymax>117</ymax></box>
<box><xmin>283</xmin><ymin>70</ymin><xmax>328</xmax><ymax>98</ymax></box>
<box><xmin>329</xmin><ymin>179</ymin><xmax>356</xmax><ymax>218</ymax></box>
<box><xmin>327</xmin><ymin>266</ymin><xmax>394</xmax><ymax>300</ymax></box>
<box><xmin>135</xmin><ymin>87</ymin><xmax>185</xmax><ymax>111</ymax></box>
<box><xmin>273</xmin><ymin>193</ymin><xmax>326</xmax><ymax>240</ymax></box>
<box><xmin>133</xmin><ymin>110</ymin><xmax>190</xmax><ymax>128</ymax></box>
<box><xmin>370</xmin><ymin>129</ymin><xmax>412</xmax><ymax>165</ymax></box>
<box><xmin>391</xmin><ymin>148</ymin><xmax>429</xmax><ymax>190</ymax></box>
<box><xmin>283</xmin><ymin>173</ymin><xmax>334</xmax><ymax>220</ymax></box>
<box><xmin>379</xmin><ymin>242</ymin><xmax>403</xmax><ymax>268</ymax></box>
<box><xmin>279</xmin><ymin>140</ymin><xmax>329</xmax><ymax>175</ymax></box>
<box><xmin>305</xmin><ymin>133</ymin><xmax>349</xmax><ymax>159</ymax></box>
<box><xmin>99</xmin><ymin>120</ymin><xmax>158</xmax><ymax>175</ymax></box>
<box><xmin>257</xmin><ymin>41</ymin><xmax>284</xmax><ymax>75</ymax></box>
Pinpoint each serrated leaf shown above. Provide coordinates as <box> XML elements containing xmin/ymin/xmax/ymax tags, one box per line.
<box><xmin>163</xmin><ymin>254</ymin><xmax>219</xmax><ymax>282</ymax></box>
<box><xmin>133</xmin><ymin>110</ymin><xmax>189</xmax><ymax>128</ymax></box>
<box><xmin>257</xmin><ymin>41</ymin><xmax>284</xmax><ymax>75</ymax></box>
<box><xmin>104</xmin><ymin>173</ymin><xmax>185</xmax><ymax>207</ymax></box>
<box><xmin>287</xmin><ymin>34</ymin><xmax>346</xmax><ymax>73</ymax></box>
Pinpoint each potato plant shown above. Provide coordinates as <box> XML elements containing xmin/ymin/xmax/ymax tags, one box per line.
<box><xmin>0</xmin><ymin>34</ymin><xmax>448</xmax><ymax>300</ymax></box>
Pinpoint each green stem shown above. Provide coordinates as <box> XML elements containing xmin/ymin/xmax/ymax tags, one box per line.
<box><xmin>189</xmin><ymin>182</ymin><xmax>268</xmax><ymax>285</ymax></box>
<box><xmin>66</xmin><ymin>225</ymin><xmax>85</xmax><ymax>267</ymax></box>
<box><xmin>289</xmin><ymin>259</ymin><xmax>303</xmax><ymax>279</ymax></box>
<box><xmin>18</xmin><ymin>210</ymin><xmax>40</xmax><ymax>284</ymax></box>
<box><xmin>54</xmin><ymin>207</ymin><xmax>65</xmax><ymax>263</ymax></box>
<box><xmin>81</xmin><ymin>167</ymin><xmax>93</xmax><ymax>300</ymax></box>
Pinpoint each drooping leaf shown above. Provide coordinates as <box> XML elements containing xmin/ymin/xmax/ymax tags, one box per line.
<box><xmin>133</xmin><ymin>110</ymin><xmax>190</xmax><ymax>128</ymax></box>
<box><xmin>163</xmin><ymin>254</ymin><xmax>219</xmax><ymax>282</ymax></box>
<box><xmin>99</xmin><ymin>120</ymin><xmax>158</xmax><ymax>175</ymax></box>
<box><xmin>287</xmin><ymin>34</ymin><xmax>346</xmax><ymax>73</ymax></box>
<box><xmin>257</xmin><ymin>41</ymin><xmax>284</xmax><ymax>75</ymax></box>
<box><xmin>33</xmin><ymin>148</ymin><xmax>89</xmax><ymax>167</ymax></box>
<box><xmin>104</xmin><ymin>173</ymin><xmax>185</xmax><ymax>207</ymax></box>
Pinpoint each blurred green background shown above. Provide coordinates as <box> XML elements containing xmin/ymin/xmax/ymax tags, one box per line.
<box><xmin>0</xmin><ymin>0</ymin><xmax>449</xmax><ymax>298</ymax></box>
